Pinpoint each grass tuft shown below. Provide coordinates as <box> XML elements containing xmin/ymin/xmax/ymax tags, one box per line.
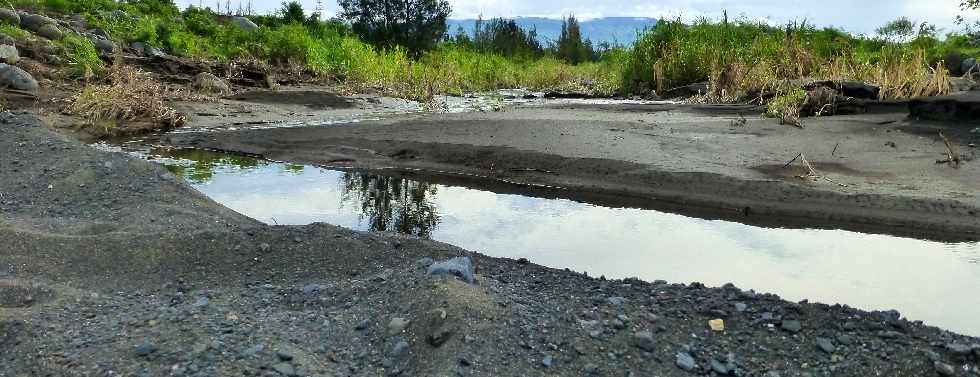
<box><xmin>67</xmin><ymin>64</ymin><xmax>185</xmax><ymax>136</ymax></box>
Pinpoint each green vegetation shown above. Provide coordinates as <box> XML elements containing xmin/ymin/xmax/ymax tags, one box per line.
<box><xmin>60</xmin><ymin>33</ymin><xmax>104</xmax><ymax>78</ymax></box>
<box><xmin>621</xmin><ymin>17</ymin><xmax>974</xmax><ymax>101</ymax></box>
<box><xmin>765</xmin><ymin>87</ymin><xmax>806</xmax><ymax>126</ymax></box>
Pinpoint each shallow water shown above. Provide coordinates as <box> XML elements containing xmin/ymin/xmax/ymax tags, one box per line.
<box><xmin>124</xmin><ymin>147</ymin><xmax>980</xmax><ymax>336</ymax></box>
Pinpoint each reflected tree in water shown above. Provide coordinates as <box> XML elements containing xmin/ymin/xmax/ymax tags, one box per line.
<box><xmin>156</xmin><ymin>148</ymin><xmax>303</xmax><ymax>184</ymax></box>
<box><xmin>340</xmin><ymin>172</ymin><xmax>441</xmax><ymax>238</ymax></box>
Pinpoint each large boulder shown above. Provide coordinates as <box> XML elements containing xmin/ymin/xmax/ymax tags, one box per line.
<box><xmin>0</xmin><ymin>63</ymin><xmax>39</xmax><ymax>94</ymax></box>
<box><xmin>192</xmin><ymin>72</ymin><xmax>231</xmax><ymax>95</ymax></box>
<box><xmin>91</xmin><ymin>38</ymin><xmax>114</xmax><ymax>55</ymax></box>
<box><xmin>19</xmin><ymin>13</ymin><xmax>56</xmax><ymax>33</ymax></box>
<box><xmin>35</xmin><ymin>23</ymin><xmax>63</xmax><ymax>40</ymax></box>
<box><xmin>0</xmin><ymin>44</ymin><xmax>18</xmax><ymax>64</ymax></box>
<box><xmin>963</xmin><ymin>58</ymin><xmax>979</xmax><ymax>76</ymax></box>
<box><xmin>0</xmin><ymin>8</ymin><xmax>20</xmax><ymax>26</ymax></box>
<box><xmin>231</xmin><ymin>16</ymin><xmax>259</xmax><ymax>31</ymax></box>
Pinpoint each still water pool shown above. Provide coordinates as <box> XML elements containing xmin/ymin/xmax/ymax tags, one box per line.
<box><xmin>127</xmin><ymin>147</ymin><xmax>980</xmax><ymax>336</ymax></box>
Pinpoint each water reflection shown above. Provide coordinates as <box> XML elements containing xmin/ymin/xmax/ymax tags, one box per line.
<box><xmin>340</xmin><ymin>172</ymin><xmax>440</xmax><ymax>238</ymax></box>
<box><xmin>150</xmin><ymin>148</ymin><xmax>304</xmax><ymax>184</ymax></box>
<box><xmin>123</xmin><ymin>147</ymin><xmax>980</xmax><ymax>336</ymax></box>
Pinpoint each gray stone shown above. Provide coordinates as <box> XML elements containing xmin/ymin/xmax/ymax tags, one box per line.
<box><xmin>606</xmin><ymin>297</ymin><xmax>626</xmax><ymax>306</ymax></box>
<box><xmin>134</xmin><ymin>343</ymin><xmax>157</xmax><ymax>357</ymax></box>
<box><xmin>541</xmin><ymin>355</ymin><xmax>554</xmax><ymax>368</ymax></box>
<box><xmin>0</xmin><ymin>45</ymin><xmax>17</xmax><ymax>64</ymax></box>
<box><xmin>20</xmin><ymin>13</ymin><xmax>55</xmax><ymax>33</ymax></box>
<box><xmin>0</xmin><ymin>63</ymin><xmax>38</xmax><ymax>94</ymax></box>
<box><xmin>232</xmin><ymin>16</ymin><xmax>259</xmax><ymax>31</ymax></box>
<box><xmin>271</xmin><ymin>362</ymin><xmax>297</xmax><ymax>376</ymax></box>
<box><xmin>388</xmin><ymin>317</ymin><xmax>410</xmax><ymax>335</ymax></box>
<box><xmin>301</xmin><ymin>283</ymin><xmax>322</xmax><ymax>295</ymax></box>
<box><xmin>90</xmin><ymin>28</ymin><xmax>110</xmax><ymax>39</ymax></box>
<box><xmin>35</xmin><ymin>23</ymin><xmax>63</xmax><ymax>40</ymax></box>
<box><xmin>675</xmin><ymin>352</ymin><xmax>697</xmax><ymax>371</ymax></box>
<box><xmin>354</xmin><ymin>319</ymin><xmax>371</xmax><ymax>331</ymax></box>
<box><xmin>633</xmin><ymin>331</ymin><xmax>656</xmax><ymax>352</ymax></box>
<box><xmin>426</xmin><ymin>256</ymin><xmax>475</xmax><ymax>283</ymax></box>
<box><xmin>391</xmin><ymin>340</ymin><xmax>409</xmax><ymax>358</ymax></box>
<box><xmin>191</xmin><ymin>296</ymin><xmax>209</xmax><ymax>309</ymax></box>
<box><xmin>91</xmin><ymin>38</ymin><xmax>114</xmax><ymax>54</ymax></box>
<box><xmin>963</xmin><ymin>58</ymin><xmax>978</xmax><ymax>75</ymax></box>
<box><xmin>0</xmin><ymin>34</ymin><xmax>13</xmax><ymax>46</ymax></box>
<box><xmin>192</xmin><ymin>72</ymin><xmax>231</xmax><ymax>96</ymax></box>
<box><xmin>709</xmin><ymin>359</ymin><xmax>730</xmax><ymax>375</ymax></box>
<box><xmin>934</xmin><ymin>361</ymin><xmax>956</xmax><ymax>376</ymax></box>
<box><xmin>734</xmin><ymin>302</ymin><xmax>747</xmax><ymax>312</ymax></box>
<box><xmin>611</xmin><ymin>319</ymin><xmax>626</xmax><ymax>330</ymax></box>
<box><xmin>816</xmin><ymin>337</ymin><xmax>835</xmax><ymax>353</ymax></box>
<box><xmin>0</xmin><ymin>8</ymin><xmax>19</xmax><ymax>26</ymax></box>
<box><xmin>947</xmin><ymin>343</ymin><xmax>974</xmax><ymax>355</ymax></box>
<box><xmin>276</xmin><ymin>350</ymin><xmax>294</xmax><ymax>361</ymax></box>
<box><xmin>780</xmin><ymin>319</ymin><xmax>802</xmax><ymax>333</ymax></box>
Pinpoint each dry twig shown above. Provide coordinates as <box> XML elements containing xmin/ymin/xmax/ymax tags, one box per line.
<box><xmin>936</xmin><ymin>131</ymin><xmax>961</xmax><ymax>167</ymax></box>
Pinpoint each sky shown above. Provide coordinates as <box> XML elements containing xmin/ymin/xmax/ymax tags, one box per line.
<box><xmin>176</xmin><ymin>0</ymin><xmax>971</xmax><ymax>36</ymax></box>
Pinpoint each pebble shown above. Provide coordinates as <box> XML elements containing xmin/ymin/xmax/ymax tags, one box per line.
<box><xmin>391</xmin><ymin>340</ymin><xmax>409</xmax><ymax>358</ymax></box>
<box><xmin>134</xmin><ymin>343</ymin><xmax>157</xmax><ymax>357</ymax></box>
<box><xmin>934</xmin><ymin>361</ymin><xmax>956</xmax><ymax>376</ymax></box>
<box><xmin>816</xmin><ymin>337</ymin><xmax>836</xmax><ymax>353</ymax></box>
<box><xmin>541</xmin><ymin>355</ymin><xmax>554</xmax><ymax>368</ymax></box>
<box><xmin>734</xmin><ymin>302</ymin><xmax>747</xmax><ymax>312</ymax></box>
<box><xmin>675</xmin><ymin>352</ymin><xmax>697</xmax><ymax>371</ymax></box>
<box><xmin>271</xmin><ymin>362</ymin><xmax>297</xmax><ymax>376</ymax></box>
<box><xmin>710</xmin><ymin>359</ymin><xmax>730</xmax><ymax>374</ymax></box>
<box><xmin>301</xmin><ymin>284</ymin><xmax>323</xmax><ymax>295</ymax></box>
<box><xmin>780</xmin><ymin>320</ymin><xmax>802</xmax><ymax>333</ymax></box>
<box><xmin>258</xmin><ymin>243</ymin><xmax>271</xmax><ymax>253</ymax></box>
<box><xmin>355</xmin><ymin>319</ymin><xmax>371</xmax><ymax>331</ymax></box>
<box><xmin>191</xmin><ymin>297</ymin><xmax>209</xmax><ymax>309</ymax></box>
<box><xmin>709</xmin><ymin>319</ymin><xmax>725</xmax><ymax>332</ymax></box>
<box><xmin>633</xmin><ymin>331</ymin><xmax>656</xmax><ymax>352</ymax></box>
<box><xmin>388</xmin><ymin>317</ymin><xmax>410</xmax><ymax>335</ymax></box>
<box><xmin>607</xmin><ymin>297</ymin><xmax>626</xmax><ymax>306</ymax></box>
<box><xmin>276</xmin><ymin>350</ymin><xmax>294</xmax><ymax>361</ymax></box>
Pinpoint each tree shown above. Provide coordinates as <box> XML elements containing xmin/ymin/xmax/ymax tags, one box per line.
<box><xmin>556</xmin><ymin>15</ymin><xmax>595</xmax><ymax>64</ymax></box>
<box><xmin>338</xmin><ymin>0</ymin><xmax>452</xmax><ymax>56</ymax></box>
<box><xmin>471</xmin><ymin>18</ymin><xmax>542</xmax><ymax>58</ymax></box>
<box><xmin>876</xmin><ymin>17</ymin><xmax>915</xmax><ymax>43</ymax></box>
<box><xmin>279</xmin><ymin>1</ymin><xmax>305</xmax><ymax>24</ymax></box>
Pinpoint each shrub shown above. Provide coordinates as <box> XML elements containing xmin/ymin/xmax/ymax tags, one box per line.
<box><xmin>765</xmin><ymin>87</ymin><xmax>806</xmax><ymax>126</ymax></box>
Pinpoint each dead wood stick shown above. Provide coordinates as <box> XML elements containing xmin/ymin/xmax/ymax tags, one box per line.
<box><xmin>832</xmin><ymin>143</ymin><xmax>839</xmax><ymax>156</ymax></box>
<box><xmin>782</xmin><ymin>153</ymin><xmax>803</xmax><ymax>169</ymax></box>
<box><xmin>938</xmin><ymin>131</ymin><xmax>960</xmax><ymax>166</ymax></box>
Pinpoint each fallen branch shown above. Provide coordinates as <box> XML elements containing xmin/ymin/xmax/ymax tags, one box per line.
<box><xmin>936</xmin><ymin>131</ymin><xmax>961</xmax><ymax>167</ymax></box>
<box><xmin>785</xmin><ymin>153</ymin><xmax>848</xmax><ymax>188</ymax></box>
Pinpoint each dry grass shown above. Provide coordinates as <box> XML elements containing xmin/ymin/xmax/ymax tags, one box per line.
<box><xmin>66</xmin><ymin>64</ymin><xmax>187</xmax><ymax>136</ymax></box>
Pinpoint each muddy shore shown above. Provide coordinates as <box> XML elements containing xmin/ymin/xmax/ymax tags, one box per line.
<box><xmin>2</xmin><ymin>97</ymin><xmax>980</xmax><ymax>376</ymax></box>
<box><xmin>164</xmin><ymin>98</ymin><xmax>980</xmax><ymax>241</ymax></box>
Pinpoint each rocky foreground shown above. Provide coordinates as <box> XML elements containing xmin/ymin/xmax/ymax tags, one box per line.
<box><xmin>3</xmin><ymin>111</ymin><xmax>980</xmax><ymax>377</ymax></box>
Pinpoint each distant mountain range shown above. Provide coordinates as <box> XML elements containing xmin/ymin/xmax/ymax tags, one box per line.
<box><xmin>447</xmin><ymin>17</ymin><xmax>658</xmax><ymax>47</ymax></box>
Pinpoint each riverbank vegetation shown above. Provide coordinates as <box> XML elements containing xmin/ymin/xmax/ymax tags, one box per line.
<box><xmin>3</xmin><ymin>0</ymin><xmax>979</xmax><ymax>105</ymax></box>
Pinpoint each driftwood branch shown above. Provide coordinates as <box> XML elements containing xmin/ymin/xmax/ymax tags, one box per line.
<box><xmin>936</xmin><ymin>131</ymin><xmax>961</xmax><ymax>167</ymax></box>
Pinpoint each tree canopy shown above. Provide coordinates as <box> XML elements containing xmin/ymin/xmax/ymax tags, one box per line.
<box><xmin>338</xmin><ymin>0</ymin><xmax>451</xmax><ymax>56</ymax></box>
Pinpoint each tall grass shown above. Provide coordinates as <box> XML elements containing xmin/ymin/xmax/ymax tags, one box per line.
<box><xmin>623</xmin><ymin>18</ymin><xmax>963</xmax><ymax>100</ymax></box>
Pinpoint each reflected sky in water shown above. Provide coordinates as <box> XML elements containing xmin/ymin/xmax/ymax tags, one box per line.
<box><xmin>150</xmin><ymin>149</ymin><xmax>980</xmax><ymax>336</ymax></box>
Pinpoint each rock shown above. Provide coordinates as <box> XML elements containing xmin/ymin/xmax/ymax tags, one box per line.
<box><xmin>90</xmin><ymin>28</ymin><xmax>110</xmax><ymax>39</ymax></box>
<box><xmin>934</xmin><ymin>361</ymin><xmax>956</xmax><ymax>376</ymax></box>
<box><xmin>276</xmin><ymin>350</ymin><xmax>294</xmax><ymax>361</ymax></box>
<box><xmin>0</xmin><ymin>63</ymin><xmax>39</xmax><ymax>94</ymax></box>
<box><xmin>301</xmin><ymin>283</ymin><xmax>322</xmax><ymax>295</ymax></box>
<box><xmin>0</xmin><ymin>8</ymin><xmax>20</xmax><ymax>26</ymax></box>
<box><xmin>734</xmin><ymin>302</ymin><xmax>747</xmax><ymax>312</ymax></box>
<box><xmin>780</xmin><ymin>319</ymin><xmax>802</xmax><ymax>333</ymax></box>
<box><xmin>271</xmin><ymin>362</ymin><xmax>297</xmax><ymax>376</ymax></box>
<box><xmin>258</xmin><ymin>243</ymin><xmax>271</xmax><ymax>253</ymax></box>
<box><xmin>0</xmin><ymin>34</ymin><xmax>13</xmax><ymax>46</ymax></box>
<box><xmin>816</xmin><ymin>337</ymin><xmax>835</xmax><ymax>353</ymax></box>
<box><xmin>354</xmin><ymin>319</ymin><xmax>370</xmax><ymax>331</ymax></box>
<box><xmin>425</xmin><ymin>309</ymin><xmax>453</xmax><ymax>347</ymax></box>
<box><xmin>606</xmin><ymin>297</ymin><xmax>626</xmax><ymax>306</ymax></box>
<box><xmin>388</xmin><ymin>317</ymin><xmax>410</xmax><ymax>335</ymax></box>
<box><xmin>805</xmin><ymin>80</ymin><xmax>880</xmax><ymax>100</ymax></box>
<box><xmin>35</xmin><ymin>23</ymin><xmax>63</xmax><ymax>40</ymax></box>
<box><xmin>710</xmin><ymin>359</ymin><xmax>731</xmax><ymax>375</ymax></box>
<box><xmin>0</xmin><ymin>45</ymin><xmax>18</xmax><ymax>64</ymax></box>
<box><xmin>391</xmin><ymin>340</ymin><xmax>409</xmax><ymax>358</ymax></box>
<box><xmin>191</xmin><ymin>296</ymin><xmax>209</xmax><ymax>309</ymax></box>
<box><xmin>232</xmin><ymin>16</ymin><xmax>259</xmax><ymax>31</ymax></box>
<box><xmin>709</xmin><ymin>319</ymin><xmax>725</xmax><ymax>332</ymax></box>
<box><xmin>91</xmin><ymin>38</ymin><xmax>114</xmax><ymax>54</ymax></box>
<box><xmin>192</xmin><ymin>72</ymin><xmax>232</xmax><ymax>96</ymax></box>
<box><xmin>675</xmin><ymin>352</ymin><xmax>697</xmax><ymax>371</ymax></box>
<box><xmin>947</xmin><ymin>343</ymin><xmax>975</xmax><ymax>355</ymax></box>
<box><xmin>20</xmin><ymin>13</ymin><xmax>55</xmax><ymax>33</ymax></box>
<box><xmin>963</xmin><ymin>58</ymin><xmax>978</xmax><ymax>75</ymax></box>
<box><xmin>134</xmin><ymin>343</ymin><xmax>157</xmax><ymax>357</ymax></box>
<box><xmin>611</xmin><ymin>319</ymin><xmax>626</xmax><ymax>330</ymax></box>
<box><xmin>633</xmin><ymin>331</ymin><xmax>656</xmax><ymax>352</ymax></box>
<box><xmin>426</xmin><ymin>256</ymin><xmax>475</xmax><ymax>283</ymax></box>
<box><xmin>541</xmin><ymin>355</ymin><xmax>554</xmax><ymax>368</ymax></box>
